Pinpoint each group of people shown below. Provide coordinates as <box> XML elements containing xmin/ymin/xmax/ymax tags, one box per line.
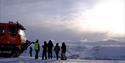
<box><xmin>29</xmin><ymin>40</ymin><xmax>67</xmax><ymax>60</ymax></box>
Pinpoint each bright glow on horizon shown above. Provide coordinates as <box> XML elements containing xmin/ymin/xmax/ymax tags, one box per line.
<box><xmin>74</xmin><ymin>0</ymin><xmax>124</xmax><ymax>37</ymax></box>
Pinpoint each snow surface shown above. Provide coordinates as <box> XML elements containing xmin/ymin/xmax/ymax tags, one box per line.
<box><xmin>0</xmin><ymin>56</ymin><xmax>125</xmax><ymax>63</ymax></box>
<box><xmin>0</xmin><ymin>40</ymin><xmax>125</xmax><ymax>63</ymax></box>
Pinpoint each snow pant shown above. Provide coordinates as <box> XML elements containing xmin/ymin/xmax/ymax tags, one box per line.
<box><xmin>55</xmin><ymin>52</ymin><xmax>59</xmax><ymax>60</ymax></box>
<box><xmin>61</xmin><ymin>52</ymin><xmax>67</xmax><ymax>60</ymax></box>
<box><xmin>42</xmin><ymin>51</ymin><xmax>47</xmax><ymax>60</ymax></box>
<box><xmin>48</xmin><ymin>50</ymin><xmax>52</xmax><ymax>59</ymax></box>
<box><xmin>35</xmin><ymin>50</ymin><xmax>39</xmax><ymax>59</ymax></box>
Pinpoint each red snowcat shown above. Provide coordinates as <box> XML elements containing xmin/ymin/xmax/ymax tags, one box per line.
<box><xmin>0</xmin><ymin>22</ymin><xmax>31</xmax><ymax>57</ymax></box>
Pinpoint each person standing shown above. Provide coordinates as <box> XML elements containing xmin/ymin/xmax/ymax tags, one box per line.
<box><xmin>29</xmin><ymin>46</ymin><xmax>33</xmax><ymax>57</ymax></box>
<box><xmin>47</xmin><ymin>40</ymin><xmax>54</xmax><ymax>59</ymax></box>
<box><xmin>34</xmin><ymin>40</ymin><xmax>40</xmax><ymax>59</ymax></box>
<box><xmin>42</xmin><ymin>41</ymin><xmax>48</xmax><ymax>60</ymax></box>
<box><xmin>61</xmin><ymin>42</ymin><xmax>67</xmax><ymax>60</ymax></box>
<box><xmin>54</xmin><ymin>43</ymin><xmax>60</xmax><ymax>60</ymax></box>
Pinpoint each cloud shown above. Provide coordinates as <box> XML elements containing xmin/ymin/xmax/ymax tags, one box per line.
<box><xmin>0</xmin><ymin>0</ymin><xmax>124</xmax><ymax>42</ymax></box>
<box><xmin>82</xmin><ymin>0</ymin><xmax>125</xmax><ymax>35</ymax></box>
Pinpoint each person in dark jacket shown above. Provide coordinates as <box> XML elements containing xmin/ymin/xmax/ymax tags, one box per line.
<box><xmin>34</xmin><ymin>40</ymin><xmax>40</xmax><ymax>59</ymax></box>
<box><xmin>29</xmin><ymin>46</ymin><xmax>33</xmax><ymax>57</ymax></box>
<box><xmin>54</xmin><ymin>43</ymin><xmax>60</xmax><ymax>60</ymax></box>
<box><xmin>47</xmin><ymin>40</ymin><xmax>54</xmax><ymax>59</ymax></box>
<box><xmin>61</xmin><ymin>42</ymin><xmax>67</xmax><ymax>60</ymax></box>
<box><xmin>42</xmin><ymin>41</ymin><xmax>48</xmax><ymax>60</ymax></box>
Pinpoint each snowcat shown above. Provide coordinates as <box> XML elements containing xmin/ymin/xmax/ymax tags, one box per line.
<box><xmin>0</xmin><ymin>22</ymin><xmax>31</xmax><ymax>57</ymax></box>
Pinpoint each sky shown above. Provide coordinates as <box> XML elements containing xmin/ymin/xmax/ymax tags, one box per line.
<box><xmin>0</xmin><ymin>0</ymin><xmax>125</xmax><ymax>43</ymax></box>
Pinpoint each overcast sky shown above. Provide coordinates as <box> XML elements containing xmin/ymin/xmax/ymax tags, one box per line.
<box><xmin>0</xmin><ymin>0</ymin><xmax>125</xmax><ymax>43</ymax></box>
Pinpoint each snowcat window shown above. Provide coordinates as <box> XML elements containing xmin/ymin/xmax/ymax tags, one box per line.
<box><xmin>8</xmin><ymin>26</ymin><xmax>17</xmax><ymax>36</ymax></box>
<box><xmin>0</xmin><ymin>26</ymin><xmax>5</xmax><ymax>35</ymax></box>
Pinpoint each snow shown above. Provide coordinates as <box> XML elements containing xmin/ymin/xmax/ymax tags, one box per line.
<box><xmin>0</xmin><ymin>56</ymin><xmax>125</xmax><ymax>63</ymax></box>
<box><xmin>0</xmin><ymin>40</ymin><xmax>125</xmax><ymax>63</ymax></box>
